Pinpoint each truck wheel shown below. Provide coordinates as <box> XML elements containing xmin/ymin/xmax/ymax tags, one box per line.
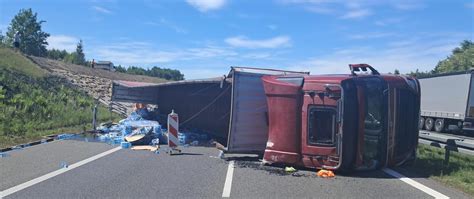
<box><xmin>424</xmin><ymin>118</ymin><xmax>434</xmax><ymax>131</ymax></box>
<box><xmin>419</xmin><ymin>117</ymin><xmax>425</xmax><ymax>130</ymax></box>
<box><xmin>434</xmin><ymin>119</ymin><xmax>445</xmax><ymax>132</ymax></box>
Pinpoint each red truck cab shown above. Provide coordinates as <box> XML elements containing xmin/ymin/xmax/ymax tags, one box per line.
<box><xmin>262</xmin><ymin>64</ymin><xmax>420</xmax><ymax>171</ymax></box>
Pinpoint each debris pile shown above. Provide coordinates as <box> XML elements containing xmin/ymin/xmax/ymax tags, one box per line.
<box><xmin>97</xmin><ymin>111</ymin><xmax>164</xmax><ymax>146</ymax></box>
<box><xmin>317</xmin><ymin>169</ymin><xmax>335</xmax><ymax>178</ymax></box>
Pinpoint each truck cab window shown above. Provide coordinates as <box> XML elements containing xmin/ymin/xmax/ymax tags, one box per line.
<box><xmin>308</xmin><ymin>107</ymin><xmax>336</xmax><ymax>145</ymax></box>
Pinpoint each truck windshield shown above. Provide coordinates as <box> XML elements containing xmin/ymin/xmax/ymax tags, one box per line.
<box><xmin>360</xmin><ymin>77</ymin><xmax>387</xmax><ymax>169</ymax></box>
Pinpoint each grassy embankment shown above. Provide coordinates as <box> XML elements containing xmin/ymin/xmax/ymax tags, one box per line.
<box><xmin>407</xmin><ymin>144</ymin><xmax>474</xmax><ymax>196</ymax></box>
<box><xmin>0</xmin><ymin>47</ymin><xmax>121</xmax><ymax>148</ymax></box>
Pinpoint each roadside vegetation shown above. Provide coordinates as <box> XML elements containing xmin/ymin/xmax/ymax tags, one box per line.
<box><xmin>407</xmin><ymin>40</ymin><xmax>473</xmax><ymax>77</ymax></box>
<box><xmin>115</xmin><ymin>65</ymin><xmax>185</xmax><ymax>81</ymax></box>
<box><xmin>0</xmin><ymin>47</ymin><xmax>121</xmax><ymax>148</ymax></box>
<box><xmin>407</xmin><ymin>145</ymin><xmax>474</xmax><ymax>196</ymax></box>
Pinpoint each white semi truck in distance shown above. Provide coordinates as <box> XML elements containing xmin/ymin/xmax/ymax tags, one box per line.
<box><xmin>418</xmin><ymin>70</ymin><xmax>474</xmax><ymax>133</ymax></box>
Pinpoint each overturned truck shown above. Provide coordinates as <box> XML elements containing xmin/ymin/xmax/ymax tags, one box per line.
<box><xmin>112</xmin><ymin>65</ymin><xmax>420</xmax><ymax>171</ymax></box>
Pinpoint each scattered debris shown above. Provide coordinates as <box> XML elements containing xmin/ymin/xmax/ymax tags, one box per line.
<box><xmin>151</xmin><ymin>138</ymin><xmax>160</xmax><ymax>146</ymax></box>
<box><xmin>317</xmin><ymin>169</ymin><xmax>335</xmax><ymax>178</ymax></box>
<box><xmin>131</xmin><ymin>145</ymin><xmax>159</xmax><ymax>152</ymax></box>
<box><xmin>0</xmin><ymin>152</ymin><xmax>10</xmax><ymax>158</ymax></box>
<box><xmin>11</xmin><ymin>145</ymin><xmax>23</xmax><ymax>150</ymax></box>
<box><xmin>60</xmin><ymin>161</ymin><xmax>69</xmax><ymax>168</ymax></box>
<box><xmin>57</xmin><ymin>133</ymin><xmax>75</xmax><ymax>140</ymax></box>
<box><xmin>233</xmin><ymin>160</ymin><xmax>314</xmax><ymax>178</ymax></box>
<box><xmin>218</xmin><ymin>150</ymin><xmax>225</xmax><ymax>159</ymax></box>
<box><xmin>97</xmin><ymin>111</ymin><xmax>164</xmax><ymax>146</ymax></box>
<box><xmin>121</xmin><ymin>142</ymin><xmax>131</xmax><ymax>149</ymax></box>
<box><xmin>175</xmin><ymin>128</ymin><xmax>215</xmax><ymax>146</ymax></box>
<box><xmin>285</xmin><ymin>167</ymin><xmax>297</xmax><ymax>173</ymax></box>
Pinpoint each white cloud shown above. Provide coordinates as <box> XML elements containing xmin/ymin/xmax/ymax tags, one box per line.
<box><xmin>225</xmin><ymin>36</ymin><xmax>291</xmax><ymax>49</ymax></box>
<box><xmin>186</xmin><ymin>0</ymin><xmax>226</xmax><ymax>12</ymax></box>
<box><xmin>288</xmin><ymin>33</ymin><xmax>468</xmax><ymax>75</ymax></box>
<box><xmin>340</xmin><ymin>9</ymin><xmax>372</xmax><ymax>19</ymax></box>
<box><xmin>267</xmin><ymin>24</ymin><xmax>278</xmax><ymax>30</ymax></box>
<box><xmin>305</xmin><ymin>6</ymin><xmax>336</xmax><ymax>14</ymax></box>
<box><xmin>47</xmin><ymin>35</ymin><xmax>79</xmax><ymax>52</ymax></box>
<box><xmin>466</xmin><ymin>3</ymin><xmax>474</xmax><ymax>9</ymax></box>
<box><xmin>375</xmin><ymin>17</ymin><xmax>403</xmax><ymax>26</ymax></box>
<box><xmin>280</xmin><ymin>0</ymin><xmax>424</xmax><ymax>18</ymax></box>
<box><xmin>348</xmin><ymin>32</ymin><xmax>395</xmax><ymax>40</ymax></box>
<box><xmin>89</xmin><ymin>41</ymin><xmax>239</xmax><ymax>66</ymax></box>
<box><xmin>92</xmin><ymin>6</ymin><xmax>113</xmax><ymax>14</ymax></box>
<box><xmin>242</xmin><ymin>52</ymin><xmax>272</xmax><ymax>59</ymax></box>
<box><xmin>144</xmin><ymin>18</ymin><xmax>187</xmax><ymax>34</ymax></box>
<box><xmin>393</xmin><ymin>2</ymin><xmax>424</xmax><ymax>10</ymax></box>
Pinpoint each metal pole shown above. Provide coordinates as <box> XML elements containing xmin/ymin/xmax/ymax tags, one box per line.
<box><xmin>92</xmin><ymin>104</ymin><xmax>97</xmax><ymax>131</ymax></box>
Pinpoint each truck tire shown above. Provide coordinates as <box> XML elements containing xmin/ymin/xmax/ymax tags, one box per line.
<box><xmin>424</xmin><ymin>118</ymin><xmax>434</xmax><ymax>131</ymax></box>
<box><xmin>434</xmin><ymin>119</ymin><xmax>445</xmax><ymax>132</ymax></box>
<box><xmin>419</xmin><ymin>117</ymin><xmax>425</xmax><ymax>130</ymax></box>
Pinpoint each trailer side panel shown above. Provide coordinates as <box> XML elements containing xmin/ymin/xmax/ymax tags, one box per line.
<box><xmin>419</xmin><ymin>73</ymin><xmax>470</xmax><ymax>120</ymax></box>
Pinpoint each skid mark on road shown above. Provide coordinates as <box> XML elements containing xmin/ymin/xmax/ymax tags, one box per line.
<box><xmin>0</xmin><ymin>147</ymin><xmax>121</xmax><ymax>198</ymax></box>
<box><xmin>222</xmin><ymin>161</ymin><xmax>235</xmax><ymax>198</ymax></box>
<box><xmin>382</xmin><ymin>168</ymin><xmax>449</xmax><ymax>199</ymax></box>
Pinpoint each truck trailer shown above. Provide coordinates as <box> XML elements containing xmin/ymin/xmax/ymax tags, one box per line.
<box><xmin>418</xmin><ymin>70</ymin><xmax>474</xmax><ymax>133</ymax></box>
<box><xmin>112</xmin><ymin>64</ymin><xmax>420</xmax><ymax>171</ymax></box>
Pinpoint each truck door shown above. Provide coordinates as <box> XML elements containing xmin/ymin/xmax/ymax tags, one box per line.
<box><xmin>301</xmin><ymin>83</ymin><xmax>341</xmax><ymax>169</ymax></box>
<box><xmin>353</xmin><ymin>76</ymin><xmax>389</xmax><ymax>170</ymax></box>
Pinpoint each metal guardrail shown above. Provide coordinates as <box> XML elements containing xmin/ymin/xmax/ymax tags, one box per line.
<box><xmin>418</xmin><ymin>130</ymin><xmax>474</xmax><ymax>165</ymax></box>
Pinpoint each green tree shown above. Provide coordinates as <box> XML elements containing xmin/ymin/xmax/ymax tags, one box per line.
<box><xmin>433</xmin><ymin>40</ymin><xmax>474</xmax><ymax>74</ymax></box>
<box><xmin>47</xmin><ymin>49</ymin><xmax>69</xmax><ymax>60</ymax></box>
<box><xmin>6</xmin><ymin>8</ymin><xmax>50</xmax><ymax>56</ymax></box>
<box><xmin>74</xmin><ymin>40</ymin><xmax>86</xmax><ymax>65</ymax></box>
<box><xmin>394</xmin><ymin>69</ymin><xmax>400</xmax><ymax>75</ymax></box>
<box><xmin>64</xmin><ymin>52</ymin><xmax>77</xmax><ymax>64</ymax></box>
<box><xmin>0</xmin><ymin>31</ymin><xmax>5</xmax><ymax>46</ymax></box>
<box><xmin>407</xmin><ymin>69</ymin><xmax>432</xmax><ymax>78</ymax></box>
<box><xmin>116</xmin><ymin>65</ymin><xmax>184</xmax><ymax>80</ymax></box>
<box><xmin>115</xmin><ymin>65</ymin><xmax>126</xmax><ymax>72</ymax></box>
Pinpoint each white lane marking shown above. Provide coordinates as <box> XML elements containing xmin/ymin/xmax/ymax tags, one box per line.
<box><xmin>0</xmin><ymin>147</ymin><xmax>121</xmax><ymax>198</ymax></box>
<box><xmin>382</xmin><ymin>168</ymin><xmax>449</xmax><ymax>199</ymax></box>
<box><xmin>222</xmin><ymin>161</ymin><xmax>235</xmax><ymax>198</ymax></box>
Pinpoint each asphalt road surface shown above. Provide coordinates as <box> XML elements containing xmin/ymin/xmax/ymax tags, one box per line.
<box><xmin>0</xmin><ymin>140</ymin><xmax>471</xmax><ymax>199</ymax></box>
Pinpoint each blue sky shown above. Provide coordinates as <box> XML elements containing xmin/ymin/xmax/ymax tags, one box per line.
<box><xmin>1</xmin><ymin>0</ymin><xmax>473</xmax><ymax>79</ymax></box>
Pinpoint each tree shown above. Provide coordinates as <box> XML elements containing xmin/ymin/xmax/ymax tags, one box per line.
<box><xmin>394</xmin><ymin>69</ymin><xmax>400</xmax><ymax>75</ymax></box>
<box><xmin>115</xmin><ymin>65</ymin><xmax>126</xmax><ymax>73</ymax></box>
<box><xmin>115</xmin><ymin>65</ymin><xmax>184</xmax><ymax>80</ymax></box>
<box><xmin>74</xmin><ymin>40</ymin><xmax>86</xmax><ymax>65</ymax></box>
<box><xmin>407</xmin><ymin>69</ymin><xmax>432</xmax><ymax>78</ymax></box>
<box><xmin>64</xmin><ymin>52</ymin><xmax>77</xmax><ymax>64</ymax></box>
<box><xmin>0</xmin><ymin>31</ymin><xmax>4</xmax><ymax>46</ymax></box>
<box><xmin>433</xmin><ymin>40</ymin><xmax>474</xmax><ymax>74</ymax></box>
<box><xmin>47</xmin><ymin>49</ymin><xmax>69</xmax><ymax>60</ymax></box>
<box><xmin>6</xmin><ymin>8</ymin><xmax>50</xmax><ymax>56</ymax></box>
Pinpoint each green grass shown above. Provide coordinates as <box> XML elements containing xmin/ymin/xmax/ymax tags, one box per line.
<box><xmin>0</xmin><ymin>111</ymin><xmax>118</xmax><ymax>149</ymax></box>
<box><xmin>0</xmin><ymin>123</ymin><xmax>89</xmax><ymax>149</ymax></box>
<box><xmin>0</xmin><ymin>46</ymin><xmax>45</xmax><ymax>78</ymax></box>
<box><xmin>0</xmin><ymin>46</ymin><xmax>122</xmax><ymax>148</ymax></box>
<box><xmin>406</xmin><ymin>144</ymin><xmax>474</xmax><ymax>196</ymax></box>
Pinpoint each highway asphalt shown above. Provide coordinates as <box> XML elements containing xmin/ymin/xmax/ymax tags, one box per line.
<box><xmin>0</xmin><ymin>140</ymin><xmax>471</xmax><ymax>199</ymax></box>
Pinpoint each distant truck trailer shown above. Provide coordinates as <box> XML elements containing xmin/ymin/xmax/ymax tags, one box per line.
<box><xmin>418</xmin><ymin>70</ymin><xmax>474</xmax><ymax>132</ymax></box>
